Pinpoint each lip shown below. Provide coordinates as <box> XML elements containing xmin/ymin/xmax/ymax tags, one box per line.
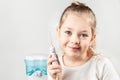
<box><xmin>68</xmin><ymin>46</ymin><xmax>80</xmax><ymax>51</ymax></box>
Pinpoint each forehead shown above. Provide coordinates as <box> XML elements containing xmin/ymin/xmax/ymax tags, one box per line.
<box><xmin>61</xmin><ymin>14</ymin><xmax>92</xmax><ymax>32</ymax></box>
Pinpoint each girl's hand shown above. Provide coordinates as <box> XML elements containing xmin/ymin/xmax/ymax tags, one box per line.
<box><xmin>47</xmin><ymin>54</ymin><xmax>62</xmax><ymax>80</ymax></box>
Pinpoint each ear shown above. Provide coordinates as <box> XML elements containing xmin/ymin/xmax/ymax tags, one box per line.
<box><xmin>90</xmin><ymin>34</ymin><xmax>96</xmax><ymax>44</ymax></box>
<box><xmin>56</xmin><ymin>24</ymin><xmax>60</xmax><ymax>37</ymax></box>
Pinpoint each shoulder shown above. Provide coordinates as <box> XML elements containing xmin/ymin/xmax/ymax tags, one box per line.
<box><xmin>92</xmin><ymin>53</ymin><xmax>120</xmax><ymax>80</ymax></box>
<box><xmin>92</xmin><ymin>54</ymin><xmax>112</xmax><ymax>65</ymax></box>
<box><xmin>92</xmin><ymin>54</ymin><xmax>114</xmax><ymax>72</ymax></box>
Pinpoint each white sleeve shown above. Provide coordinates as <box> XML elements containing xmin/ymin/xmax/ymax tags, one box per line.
<box><xmin>99</xmin><ymin>58</ymin><xmax>120</xmax><ymax>80</ymax></box>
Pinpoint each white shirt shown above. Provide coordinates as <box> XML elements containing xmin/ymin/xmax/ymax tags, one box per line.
<box><xmin>48</xmin><ymin>54</ymin><xmax>120</xmax><ymax>80</ymax></box>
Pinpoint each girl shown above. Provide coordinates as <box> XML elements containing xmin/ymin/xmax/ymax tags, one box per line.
<box><xmin>47</xmin><ymin>1</ymin><xmax>120</xmax><ymax>80</ymax></box>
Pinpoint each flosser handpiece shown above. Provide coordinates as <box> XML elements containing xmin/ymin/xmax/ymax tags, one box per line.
<box><xmin>49</xmin><ymin>45</ymin><xmax>58</xmax><ymax>65</ymax></box>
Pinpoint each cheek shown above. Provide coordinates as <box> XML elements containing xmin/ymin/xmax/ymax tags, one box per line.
<box><xmin>59</xmin><ymin>35</ymin><xmax>68</xmax><ymax>46</ymax></box>
<box><xmin>60</xmin><ymin>36</ymin><xmax>68</xmax><ymax>44</ymax></box>
<box><xmin>81</xmin><ymin>39</ymin><xmax>91</xmax><ymax>48</ymax></box>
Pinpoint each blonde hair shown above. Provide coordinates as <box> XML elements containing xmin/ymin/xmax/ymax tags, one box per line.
<box><xmin>58</xmin><ymin>1</ymin><xmax>96</xmax><ymax>50</ymax></box>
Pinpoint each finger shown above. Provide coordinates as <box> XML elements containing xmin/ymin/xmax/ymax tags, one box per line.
<box><xmin>47</xmin><ymin>56</ymin><xmax>57</xmax><ymax>65</ymax></box>
<box><xmin>48</xmin><ymin>69</ymin><xmax>60</xmax><ymax>79</ymax></box>
<box><xmin>47</xmin><ymin>54</ymin><xmax>52</xmax><ymax>65</ymax></box>
<box><xmin>49</xmin><ymin>69</ymin><xmax>61</xmax><ymax>75</ymax></box>
<box><xmin>48</xmin><ymin>54</ymin><xmax>52</xmax><ymax>58</ymax></box>
<box><xmin>48</xmin><ymin>65</ymin><xmax>61</xmax><ymax>70</ymax></box>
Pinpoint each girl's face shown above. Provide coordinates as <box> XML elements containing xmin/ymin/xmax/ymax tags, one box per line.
<box><xmin>57</xmin><ymin>14</ymin><xmax>95</xmax><ymax>58</ymax></box>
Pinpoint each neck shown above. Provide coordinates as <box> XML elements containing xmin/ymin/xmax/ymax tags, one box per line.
<box><xmin>63</xmin><ymin>52</ymin><xmax>93</xmax><ymax>67</ymax></box>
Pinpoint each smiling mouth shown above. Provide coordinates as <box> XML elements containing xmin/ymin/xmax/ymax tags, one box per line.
<box><xmin>68</xmin><ymin>46</ymin><xmax>80</xmax><ymax>51</ymax></box>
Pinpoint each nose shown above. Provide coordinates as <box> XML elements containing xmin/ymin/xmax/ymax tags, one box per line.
<box><xmin>70</xmin><ymin>35</ymin><xmax>80</xmax><ymax>44</ymax></box>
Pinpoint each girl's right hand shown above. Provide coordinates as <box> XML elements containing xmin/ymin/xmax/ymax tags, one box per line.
<box><xmin>47</xmin><ymin>54</ymin><xmax>62</xmax><ymax>80</ymax></box>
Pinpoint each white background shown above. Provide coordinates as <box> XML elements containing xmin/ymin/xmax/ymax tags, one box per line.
<box><xmin>0</xmin><ymin>0</ymin><xmax>120</xmax><ymax>80</ymax></box>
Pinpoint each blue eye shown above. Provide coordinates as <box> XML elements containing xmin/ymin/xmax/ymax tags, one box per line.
<box><xmin>65</xmin><ymin>31</ymin><xmax>71</xmax><ymax>35</ymax></box>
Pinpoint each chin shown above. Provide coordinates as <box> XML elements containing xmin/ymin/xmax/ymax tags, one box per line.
<box><xmin>64</xmin><ymin>50</ymin><xmax>81</xmax><ymax>57</ymax></box>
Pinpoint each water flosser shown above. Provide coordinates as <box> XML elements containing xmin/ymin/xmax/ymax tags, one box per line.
<box><xmin>49</xmin><ymin>44</ymin><xmax>58</xmax><ymax>65</ymax></box>
<box><xmin>49</xmin><ymin>32</ymin><xmax>58</xmax><ymax>80</ymax></box>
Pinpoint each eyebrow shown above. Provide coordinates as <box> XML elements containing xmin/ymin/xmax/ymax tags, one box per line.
<box><xmin>66</xmin><ymin>27</ymin><xmax>72</xmax><ymax>30</ymax></box>
<box><xmin>65</xmin><ymin>27</ymin><xmax>89</xmax><ymax>32</ymax></box>
<box><xmin>81</xmin><ymin>30</ymin><xmax>88</xmax><ymax>32</ymax></box>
